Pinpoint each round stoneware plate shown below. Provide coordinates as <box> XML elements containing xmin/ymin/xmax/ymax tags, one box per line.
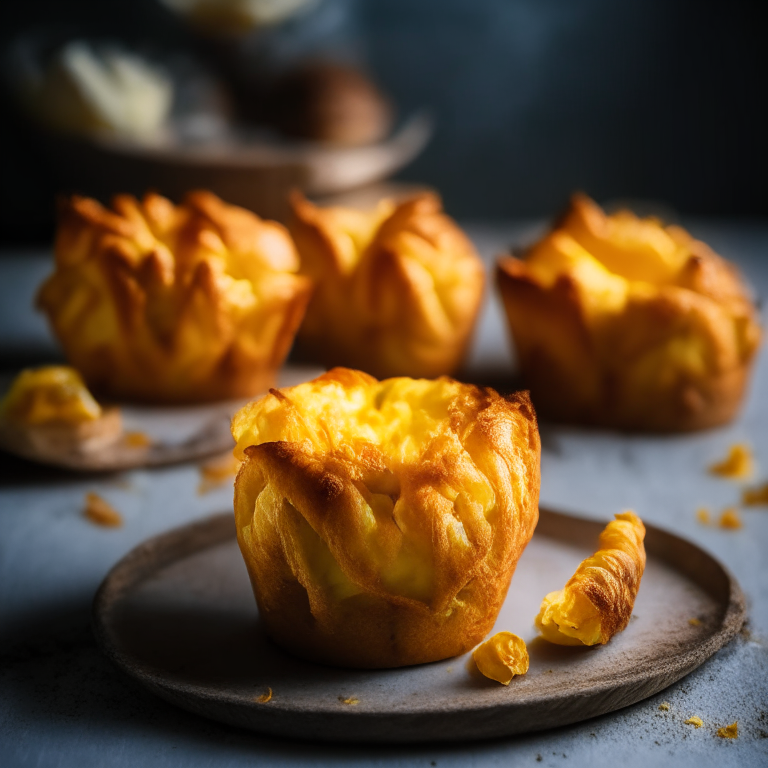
<box><xmin>92</xmin><ymin>507</ymin><xmax>745</xmax><ymax>742</ymax></box>
<box><xmin>0</xmin><ymin>365</ymin><xmax>324</xmax><ymax>472</ymax></box>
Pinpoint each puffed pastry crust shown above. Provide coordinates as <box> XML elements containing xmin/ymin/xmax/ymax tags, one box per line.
<box><xmin>37</xmin><ymin>191</ymin><xmax>313</xmax><ymax>403</ymax></box>
<box><xmin>535</xmin><ymin>511</ymin><xmax>646</xmax><ymax>646</ymax></box>
<box><xmin>497</xmin><ymin>194</ymin><xmax>762</xmax><ymax>431</ymax></box>
<box><xmin>232</xmin><ymin>368</ymin><xmax>540</xmax><ymax>668</ymax></box>
<box><xmin>289</xmin><ymin>192</ymin><xmax>485</xmax><ymax>379</ymax></box>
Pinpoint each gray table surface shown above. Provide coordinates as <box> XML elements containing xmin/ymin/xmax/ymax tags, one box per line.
<box><xmin>1</xmin><ymin>221</ymin><xmax>767</xmax><ymax>768</ymax></box>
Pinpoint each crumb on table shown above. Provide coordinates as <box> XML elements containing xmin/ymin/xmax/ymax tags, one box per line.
<box><xmin>339</xmin><ymin>696</ymin><xmax>359</xmax><ymax>705</ymax></box>
<box><xmin>717</xmin><ymin>722</ymin><xmax>738</xmax><ymax>739</ymax></box>
<box><xmin>658</xmin><ymin>702</ymin><xmax>671</xmax><ymax>711</ymax></box>
<box><xmin>718</xmin><ymin>508</ymin><xmax>743</xmax><ymax>530</ymax></box>
<box><xmin>708</xmin><ymin>443</ymin><xmax>753</xmax><ymax>479</ymax></box>
<box><xmin>83</xmin><ymin>492</ymin><xmax>123</xmax><ymax>527</ymax></box>
<box><xmin>742</xmin><ymin>483</ymin><xmax>768</xmax><ymax>506</ymax></box>
<box><xmin>685</xmin><ymin>716</ymin><xmax>704</xmax><ymax>728</ymax></box>
<box><xmin>696</xmin><ymin>508</ymin><xmax>711</xmax><ymax>525</ymax></box>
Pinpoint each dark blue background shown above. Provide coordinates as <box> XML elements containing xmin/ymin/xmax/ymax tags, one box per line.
<box><xmin>1</xmin><ymin>0</ymin><xmax>765</xmax><ymax>244</ymax></box>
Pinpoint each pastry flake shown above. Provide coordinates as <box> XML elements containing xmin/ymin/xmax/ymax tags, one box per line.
<box><xmin>84</xmin><ymin>492</ymin><xmax>123</xmax><ymax>527</ymax></box>
<box><xmin>685</xmin><ymin>716</ymin><xmax>704</xmax><ymax>728</ymax></box>
<box><xmin>472</xmin><ymin>631</ymin><xmax>529</xmax><ymax>685</ymax></box>
<box><xmin>742</xmin><ymin>483</ymin><xmax>768</xmax><ymax>506</ymax></box>
<box><xmin>38</xmin><ymin>192</ymin><xmax>313</xmax><ymax>403</ymax></box>
<box><xmin>718</xmin><ymin>508</ymin><xmax>742</xmax><ymax>530</ymax></box>
<box><xmin>289</xmin><ymin>192</ymin><xmax>485</xmax><ymax>379</ymax></box>
<box><xmin>708</xmin><ymin>443</ymin><xmax>754</xmax><ymax>479</ymax></box>
<box><xmin>497</xmin><ymin>194</ymin><xmax>762</xmax><ymax>431</ymax></box>
<box><xmin>717</xmin><ymin>722</ymin><xmax>738</xmax><ymax>739</ymax></box>
<box><xmin>232</xmin><ymin>368</ymin><xmax>540</xmax><ymax>668</ymax></box>
<box><xmin>535</xmin><ymin>511</ymin><xmax>646</xmax><ymax>646</ymax></box>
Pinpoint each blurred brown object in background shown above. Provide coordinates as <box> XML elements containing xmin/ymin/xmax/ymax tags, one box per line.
<box><xmin>266</xmin><ymin>60</ymin><xmax>393</xmax><ymax>145</ymax></box>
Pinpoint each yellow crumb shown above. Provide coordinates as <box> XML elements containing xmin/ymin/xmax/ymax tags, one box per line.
<box><xmin>339</xmin><ymin>696</ymin><xmax>359</xmax><ymax>705</ymax></box>
<box><xmin>696</xmin><ymin>508</ymin><xmax>711</xmax><ymax>525</ymax></box>
<box><xmin>472</xmin><ymin>631</ymin><xmax>529</xmax><ymax>685</ymax></box>
<box><xmin>658</xmin><ymin>702</ymin><xmax>670</xmax><ymax>711</ymax></box>
<box><xmin>742</xmin><ymin>483</ymin><xmax>768</xmax><ymax>506</ymax></box>
<box><xmin>718</xmin><ymin>508</ymin><xmax>743</xmax><ymax>530</ymax></box>
<box><xmin>83</xmin><ymin>492</ymin><xmax>122</xmax><ymax>527</ymax></box>
<box><xmin>255</xmin><ymin>687</ymin><xmax>272</xmax><ymax>703</ymax></box>
<box><xmin>688</xmin><ymin>618</ymin><xmax>702</xmax><ymax>627</ymax></box>
<box><xmin>198</xmin><ymin>452</ymin><xmax>241</xmax><ymax>495</ymax></box>
<box><xmin>708</xmin><ymin>443</ymin><xmax>753</xmax><ymax>479</ymax></box>
<box><xmin>685</xmin><ymin>716</ymin><xmax>704</xmax><ymax>728</ymax></box>
<box><xmin>124</xmin><ymin>431</ymin><xmax>151</xmax><ymax>448</ymax></box>
<box><xmin>716</xmin><ymin>722</ymin><xmax>738</xmax><ymax>739</ymax></box>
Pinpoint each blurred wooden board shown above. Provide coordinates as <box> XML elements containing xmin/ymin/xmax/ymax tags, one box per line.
<box><xmin>92</xmin><ymin>507</ymin><xmax>745</xmax><ymax>742</ymax></box>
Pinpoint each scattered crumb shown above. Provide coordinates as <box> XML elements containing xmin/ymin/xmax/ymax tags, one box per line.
<box><xmin>83</xmin><ymin>492</ymin><xmax>122</xmax><ymax>527</ymax></box>
<box><xmin>198</xmin><ymin>452</ymin><xmax>241</xmax><ymax>495</ymax></box>
<box><xmin>445</xmin><ymin>667</ymin><xmax>453</xmax><ymax>673</ymax></box>
<box><xmin>717</xmin><ymin>722</ymin><xmax>738</xmax><ymax>739</ymax></box>
<box><xmin>742</xmin><ymin>483</ymin><xmax>768</xmax><ymax>506</ymax></box>
<box><xmin>339</xmin><ymin>696</ymin><xmax>359</xmax><ymax>705</ymax></box>
<box><xmin>688</xmin><ymin>618</ymin><xmax>702</xmax><ymax>627</ymax></box>
<box><xmin>255</xmin><ymin>687</ymin><xmax>272</xmax><ymax>703</ymax></box>
<box><xmin>708</xmin><ymin>443</ymin><xmax>753</xmax><ymax>479</ymax></box>
<box><xmin>696</xmin><ymin>508</ymin><xmax>711</xmax><ymax>525</ymax></box>
<box><xmin>718</xmin><ymin>508</ymin><xmax>743</xmax><ymax>530</ymax></box>
<box><xmin>685</xmin><ymin>716</ymin><xmax>704</xmax><ymax>728</ymax></box>
<box><xmin>658</xmin><ymin>702</ymin><xmax>671</xmax><ymax>711</ymax></box>
<box><xmin>124</xmin><ymin>431</ymin><xmax>151</xmax><ymax>448</ymax></box>
<box><xmin>472</xmin><ymin>632</ymin><xmax>529</xmax><ymax>685</ymax></box>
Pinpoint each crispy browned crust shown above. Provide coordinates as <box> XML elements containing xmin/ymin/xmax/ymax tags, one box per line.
<box><xmin>37</xmin><ymin>192</ymin><xmax>313</xmax><ymax>403</ymax></box>
<box><xmin>288</xmin><ymin>192</ymin><xmax>485</xmax><ymax>379</ymax></box>
<box><xmin>496</xmin><ymin>199</ymin><xmax>762</xmax><ymax>432</ymax></box>
<box><xmin>233</xmin><ymin>369</ymin><xmax>540</xmax><ymax>668</ymax></box>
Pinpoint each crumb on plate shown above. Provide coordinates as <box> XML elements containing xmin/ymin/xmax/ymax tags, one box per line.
<box><xmin>198</xmin><ymin>452</ymin><xmax>241</xmax><ymax>495</ymax></box>
<box><xmin>83</xmin><ymin>492</ymin><xmax>122</xmax><ymax>527</ymax></box>
<box><xmin>688</xmin><ymin>618</ymin><xmax>702</xmax><ymax>627</ymax></box>
<box><xmin>256</xmin><ymin>687</ymin><xmax>272</xmax><ymax>703</ymax></box>
<box><xmin>472</xmin><ymin>631</ymin><xmax>529</xmax><ymax>685</ymax></box>
<box><xmin>339</xmin><ymin>696</ymin><xmax>359</xmax><ymax>705</ymax></box>
<box><xmin>124</xmin><ymin>431</ymin><xmax>151</xmax><ymax>448</ymax></box>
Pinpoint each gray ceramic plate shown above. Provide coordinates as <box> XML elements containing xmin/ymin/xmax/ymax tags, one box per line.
<box><xmin>92</xmin><ymin>507</ymin><xmax>745</xmax><ymax>742</ymax></box>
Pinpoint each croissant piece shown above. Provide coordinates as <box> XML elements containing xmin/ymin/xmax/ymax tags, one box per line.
<box><xmin>535</xmin><ymin>511</ymin><xmax>646</xmax><ymax>646</ymax></box>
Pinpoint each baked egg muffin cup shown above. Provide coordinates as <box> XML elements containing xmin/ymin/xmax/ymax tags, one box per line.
<box><xmin>497</xmin><ymin>194</ymin><xmax>762</xmax><ymax>431</ymax></box>
<box><xmin>288</xmin><ymin>192</ymin><xmax>485</xmax><ymax>380</ymax></box>
<box><xmin>37</xmin><ymin>191</ymin><xmax>313</xmax><ymax>403</ymax></box>
<box><xmin>232</xmin><ymin>368</ymin><xmax>541</xmax><ymax>669</ymax></box>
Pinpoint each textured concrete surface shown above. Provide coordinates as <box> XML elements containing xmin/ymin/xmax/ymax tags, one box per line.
<box><xmin>1</xmin><ymin>221</ymin><xmax>767</xmax><ymax>766</ymax></box>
